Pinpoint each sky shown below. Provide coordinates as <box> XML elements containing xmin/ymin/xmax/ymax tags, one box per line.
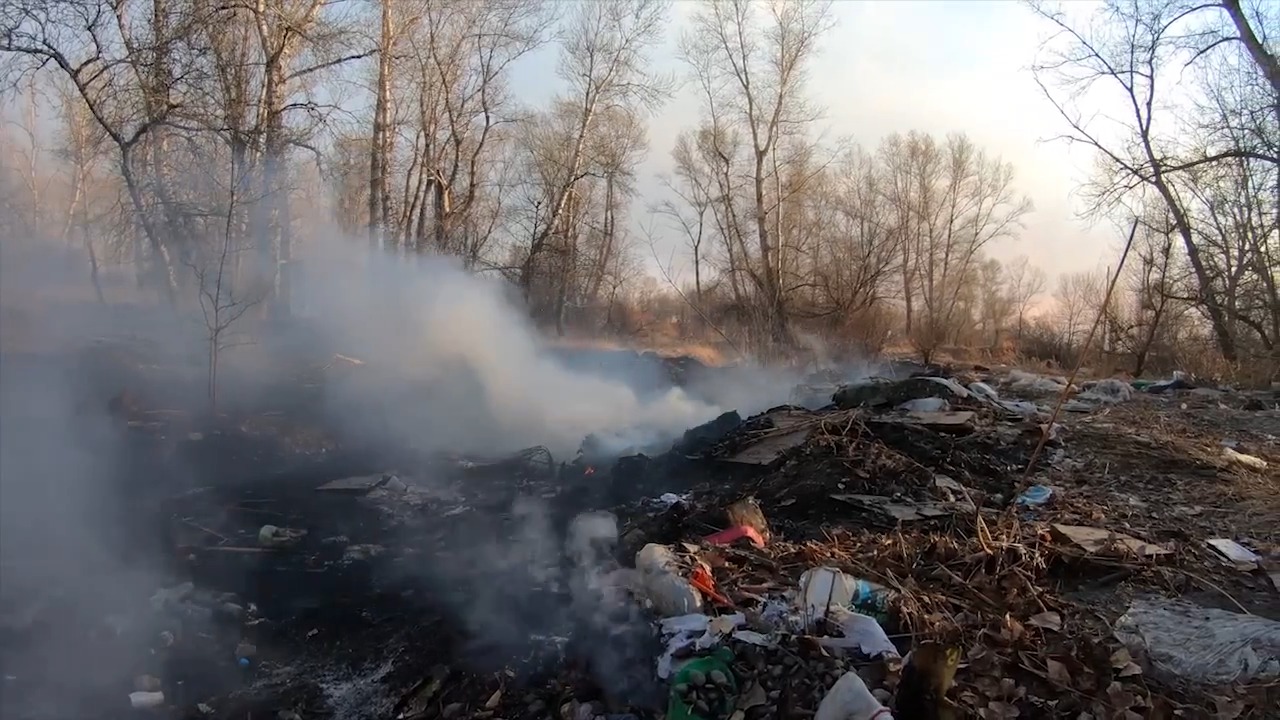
<box><xmin>2</xmin><ymin>0</ymin><xmax>1122</xmax><ymax>288</ymax></box>
<box><xmin>509</xmin><ymin>0</ymin><xmax>1121</xmax><ymax>285</ymax></box>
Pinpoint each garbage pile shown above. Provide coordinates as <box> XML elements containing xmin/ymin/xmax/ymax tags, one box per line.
<box><xmin>595</xmin><ymin>368</ymin><xmax>1279</xmax><ymax>720</ymax></box>
<box><xmin>4</xmin><ymin>363</ymin><xmax>1278</xmax><ymax>720</ymax></box>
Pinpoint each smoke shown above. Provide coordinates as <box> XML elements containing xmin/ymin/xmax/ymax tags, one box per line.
<box><xmin>0</xmin><ymin>242</ymin><xmax>178</xmax><ymax>720</ymax></box>
<box><xmin>430</xmin><ymin>500</ymin><xmax>660</xmax><ymax>706</ymax></box>
<box><xmin>0</xmin><ymin>227</ymin><xmax>821</xmax><ymax>717</ymax></box>
<box><xmin>302</xmin><ymin>235</ymin><xmax>758</xmax><ymax>458</ymax></box>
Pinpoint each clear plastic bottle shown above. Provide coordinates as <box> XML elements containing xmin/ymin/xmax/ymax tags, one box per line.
<box><xmin>635</xmin><ymin>544</ymin><xmax>704</xmax><ymax>617</ymax></box>
<box><xmin>798</xmin><ymin>568</ymin><xmax>894</xmax><ymax>624</ymax></box>
<box><xmin>848</xmin><ymin>578</ymin><xmax>893</xmax><ymax>623</ymax></box>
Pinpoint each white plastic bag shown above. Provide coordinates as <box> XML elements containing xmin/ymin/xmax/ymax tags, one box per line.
<box><xmin>814</xmin><ymin>672</ymin><xmax>894</xmax><ymax>720</ymax></box>
<box><xmin>1114</xmin><ymin>596</ymin><xmax>1280</xmax><ymax>684</ymax></box>
<box><xmin>818</xmin><ymin>606</ymin><xmax>900</xmax><ymax>659</ymax></box>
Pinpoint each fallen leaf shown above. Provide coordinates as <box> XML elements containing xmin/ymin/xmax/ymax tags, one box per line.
<box><xmin>1106</xmin><ymin>681</ymin><xmax>1138</xmax><ymax>710</ymax></box>
<box><xmin>1117</xmin><ymin>662</ymin><xmax>1143</xmax><ymax>678</ymax></box>
<box><xmin>1000</xmin><ymin>614</ymin><xmax>1026</xmax><ymax>644</ymax></box>
<box><xmin>1028</xmin><ymin>611</ymin><xmax>1063</xmax><ymax>632</ymax></box>
<box><xmin>1075</xmin><ymin>667</ymin><xmax>1099</xmax><ymax>693</ymax></box>
<box><xmin>975</xmin><ymin>676</ymin><xmax>1002</xmax><ymax>698</ymax></box>
<box><xmin>1046</xmin><ymin>658</ymin><xmax>1071</xmax><ymax>686</ymax></box>
<box><xmin>1109</xmin><ymin>648</ymin><xmax>1143</xmax><ymax>677</ymax></box>
<box><xmin>967</xmin><ymin>644</ymin><xmax>993</xmax><ymax>662</ymax></box>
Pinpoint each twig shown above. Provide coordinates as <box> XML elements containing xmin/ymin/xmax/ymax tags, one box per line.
<box><xmin>179</xmin><ymin>517</ymin><xmax>228</xmax><ymax>543</ymax></box>
<box><xmin>1176</xmin><ymin>569</ymin><xmax>1251</xmax><ymax>614</ymax></box>
<box><xmin>644</xmin><ymin>223</ymin><xmax>746</xmax><ymax>362</ymax></box>
<box><xmin>1021</xmin><ymin>218</ymin><xmax>1139</xmax><ymax>485</ymax></box>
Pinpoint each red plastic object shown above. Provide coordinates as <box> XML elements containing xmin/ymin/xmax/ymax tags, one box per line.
<box><xmin>689</xmin><ymin>565</ymin><xmax>732</xmax><ymax>607</ymax></box>
<box><xmin>703</xmin><ymin>525</ymin><xmax>766</xmax><ymax>549</ymax></box>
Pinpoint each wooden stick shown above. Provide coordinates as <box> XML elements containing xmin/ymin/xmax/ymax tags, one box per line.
<box><xmin>1020</xmin><ymin>218</ymin><xmax>1139</xmax><ymax>485</ymax></box>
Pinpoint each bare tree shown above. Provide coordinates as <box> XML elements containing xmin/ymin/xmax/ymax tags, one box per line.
<box><xmin>808</xmin><ymin>146</ymin><xmax>899</xmax><ymax>329</ymax></box>
<box><xmin>878</xmin><ymin>132</ymin><xmax>1032</xmax><ymax>362</ymax></box>
<box><xmin>368</xmin><ymin>0</ymin><xmax>401</xmax><ymax>250</ymax></box>
<box><xmin>1055</xmin><ymin>270</ymin><xmax>1103</xmax><ymax>355</ymax></box>
<box><xmin>976</xmin><ymin>257</ymin><xmax>1015</xmax><ymax>349</ymax></box>
<box><xmin>1030</xmin><ymin>0</ymin><xmax>1279</xmax><ymax>363</ymax></box>
<box><xmin>680</xmin><ymin>0</ymin><xmax>836</xmax><ymax>349</ymax></box>
<box><xmin>53</xmin><ymin>76</ymin><xmax>112</xmax><ymax>302</ymax></box>
<box><xmin>189</xmin><ymin>152</ymin><xmax>265</xmax><ymax>412</ymax></box>
<box><xmin>878</xmin><ymin>131</ymin><xmax>941</xmax><ymax>336</ymax></box>
<box><xmin>1006</xmin><ymin>254</ymin><xmax>1047</xmax><ymax>343</ymax></box>
<box><xmin>1</xmin><ymin>0</ymin><xmax>207</xmax><ymax>301</ymax></box>
<box><xmin>1118</xmin><ymin>211</ymin><xmax>1185</xmax><ymax>374</ymax></box>
<box><xmin>657</xmin><ymin>129</ymin><xmax>718</xmax><ymax>308</ymax></box>
<box><xmin>402</xmin><ymin>0</ymin><xmax>554</xmax><ymax>261</ymax></box>
<box><xmin>514</xmin><ymin>0</ymin><xmax>671</xmax><ymax>306</ymax></box>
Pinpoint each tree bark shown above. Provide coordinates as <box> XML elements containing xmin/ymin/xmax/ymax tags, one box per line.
<box><xmin>370</xmin><ymin>0</ymin><xmax>393</xmax><ymax>250</ymax></box>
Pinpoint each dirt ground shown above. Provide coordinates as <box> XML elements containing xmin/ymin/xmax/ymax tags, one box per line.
<box><xmin>1</xmin><ymin>339</ymin><xmax>1277</xmax><ymax>720</ymax></box>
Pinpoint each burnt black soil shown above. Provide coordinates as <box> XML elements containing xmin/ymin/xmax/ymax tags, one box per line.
<box><xmin>0</xmin><ymin>333</ymin><xmax>977</xmax><ymax>720</ymax></box>
<box><xmin>0</xmin><ymin>339</ymin><xmax>701</xmax><ymax>720</ymax></box>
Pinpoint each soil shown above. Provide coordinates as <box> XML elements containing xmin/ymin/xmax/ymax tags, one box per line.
<box><xmin>1</xmin><ymin>337</ymin><xmax>1277</xmax><ymax>720</ymax></box>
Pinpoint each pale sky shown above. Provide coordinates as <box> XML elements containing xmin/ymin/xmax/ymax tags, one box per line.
<box><xmin>509</xmin><ymin>0</ymin><xmax>1120</xmax><ymax>284</ymax></box>
<box><xmin>3</xmin><ymin>0</ymin><xmax>1121</xmax><ymax>287</ymax></box>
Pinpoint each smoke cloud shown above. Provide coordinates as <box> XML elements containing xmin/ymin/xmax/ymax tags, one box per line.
<box><xmin>0</xmin><ymin>242</ymin><xmax>178</xmax><ymax>720</ymax></box>
<box><xmin>0</xmin><ymin>227</ymin><xmax>823</xmax><ymax>719</ymax></box>
<box><xmin>302</xmin><ymin>235</ymin><xmax>772</xmax><ymax>458</ymax></box>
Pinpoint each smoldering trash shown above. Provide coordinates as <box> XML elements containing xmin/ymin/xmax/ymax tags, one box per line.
<box><xmin>2</xmin><ymin>350</ymin><xmax>1279</xmax><ymax>720</ymax></box>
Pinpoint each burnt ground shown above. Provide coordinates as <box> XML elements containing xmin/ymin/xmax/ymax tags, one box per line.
<box><xmin>1</xmin><ymin>340</ymin><xmax>1278</xmax><ymax>720</ymax></box>
<box><xmin>0</xmin><ymin>338</ymin><xmax>744</xmax><ymax>720</ymax></box>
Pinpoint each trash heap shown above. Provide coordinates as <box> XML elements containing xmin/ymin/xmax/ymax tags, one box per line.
<box><xmin>6</xmin><ymin>363</ymin><xmax>1278</xmax><ymax>720</ymax></box>
<box><xmin>591</xmin><ymin>368</ymin><xmax>1280</xmax><ymax>720</ymax></box>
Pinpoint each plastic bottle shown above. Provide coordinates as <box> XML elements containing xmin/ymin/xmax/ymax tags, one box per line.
<box><xmin>798</xmin><ymin>568</ymin><xmax>895</xmax><ymax>624</ymax></box>
<box><xmin>635</xmin><ymin>544</ymin><xmax>703</xmax><ymax>617</ymax></box>
<box><xmin>848</xmin><ymin>579</ymin><xmax>893</xmax><ymax>621</ymax></box>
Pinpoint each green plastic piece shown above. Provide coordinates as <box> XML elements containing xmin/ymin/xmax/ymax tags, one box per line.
<box><xmin>666</xmin><ymin>647</ymin><xmax>738</xmax><ymax>720</ymax></box>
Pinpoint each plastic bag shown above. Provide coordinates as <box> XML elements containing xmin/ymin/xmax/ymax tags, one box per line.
<box><xmin>814</xmin><ymin>672</ymin><xmax>893</xmax><ymax>720</ymax></box>
<box><xmin>818</xmin><ymin>606</ymin><xmax>900</xmax><ymax>659</ymax></box>
<box><xmin>1114</xmin><ymin>596</ymin><xmax>1280</xmax><ymax>684</ymax></box>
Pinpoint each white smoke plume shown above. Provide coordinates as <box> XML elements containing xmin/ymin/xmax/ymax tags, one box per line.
<box><xmin>302</xmin><ymin>236</ymin><xmax>751</xmax><ymax>458</ymax></box>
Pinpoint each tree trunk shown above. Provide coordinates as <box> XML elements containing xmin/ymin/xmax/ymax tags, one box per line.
<box><xmin>1223</xmin><ymin>0</ymin><xmax>1280</xmax><ymax>99</ymax></box>
<box><xmin>369</xmin><ymin>1</ymin><xmax>393</xmax><ymax>250</ymax></box>
<box><xmin>120</xmin><ymin>147</ymin><xmax>177</xmax><ymax>304</ymax></box>
<box><xmin>519</xmin><ymin>93</ymin><xmax>599</xmax><ymax>297</ymax></box>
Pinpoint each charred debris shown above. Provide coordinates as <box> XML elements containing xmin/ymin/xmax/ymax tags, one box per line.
<box><xmin>2</xmin><ymin>350</ymin><xmax>1278</xmax><ymax>720</ymax></box>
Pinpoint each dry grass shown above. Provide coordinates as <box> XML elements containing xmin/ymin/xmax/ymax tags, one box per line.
<box><xmin>545</xmin><ymin>334</ymin><xmax>735</xmax><ymax>367</ymax></box>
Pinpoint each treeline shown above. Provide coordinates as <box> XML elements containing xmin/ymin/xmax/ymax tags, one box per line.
<box><xmin>0</xmin><ymin>0</ymin><xmax>1275</xmax><ymax>379</ymax></box>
